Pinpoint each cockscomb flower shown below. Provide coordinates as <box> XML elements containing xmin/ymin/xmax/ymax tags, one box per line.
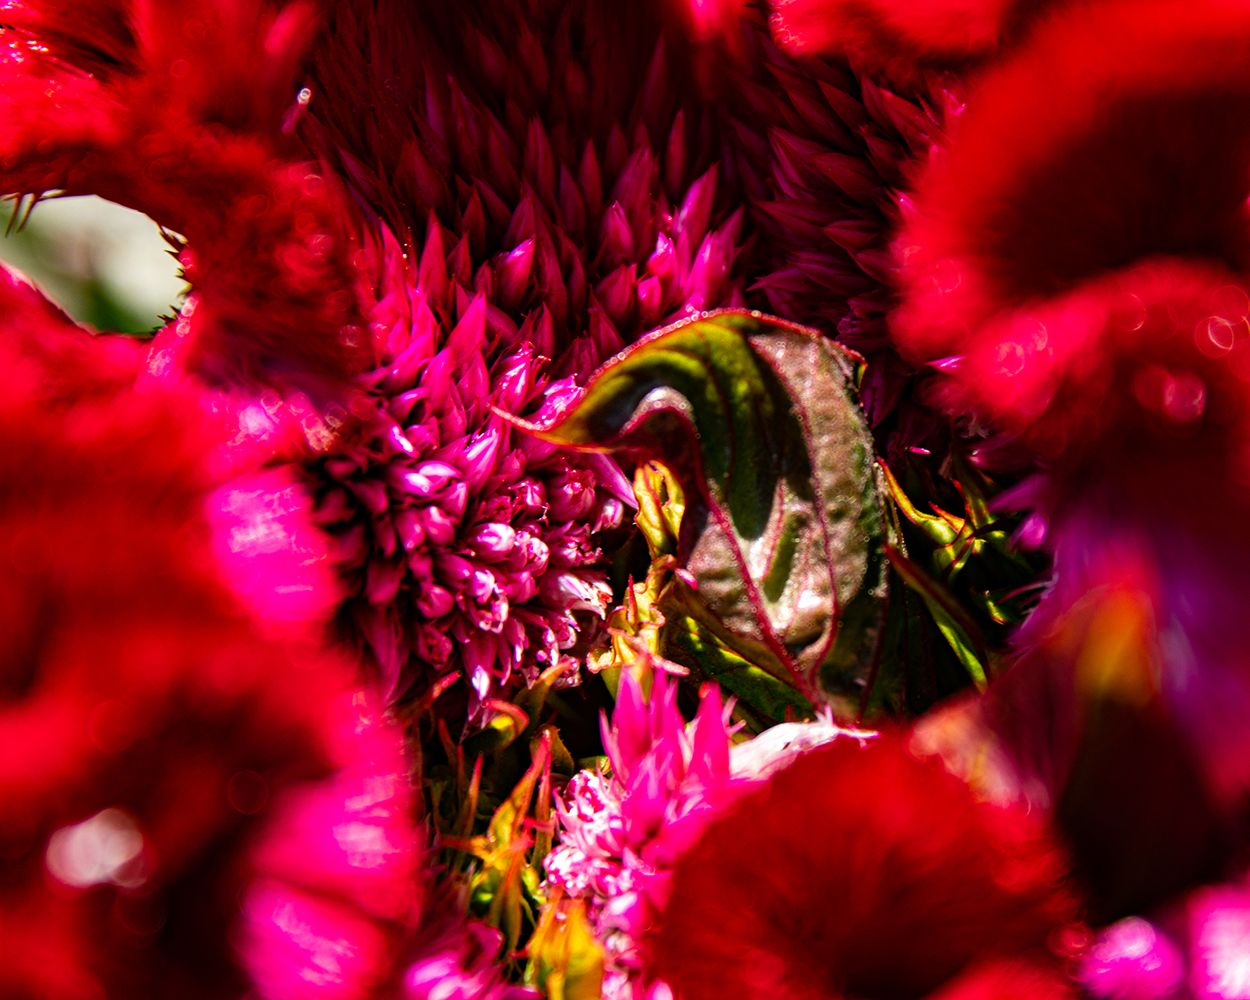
<box><xmin>922</xmin><ymin>261</ymin><xmax>1250</xmax><ymax>523</ymax></box>
<box><xmin>0</xmin><ymin>0</ymin><xmax>367</xmax><ymax>395</ymax></box>
<box><xmin>294</xmin><ymin>1</ymin><xmax>752</xmax><ymax>708</ymax></box>
<box><xmin>642</xmin><ymin>733</ymin><xmax>1084</xmax><ymax>1000</ymax></box>
<box><xmin>682</xmin><ymin>3</ymin><xmax>958</xmax><ymax>458</ymax></box>
<box><xmin>0</xmin><ymin>266</ymin><xmax>532</xmax><ymax>1000</ymax></box>
<box><xmin>0</xmin><ymin>272</ymin><xmax>367</xmax><ymax>998</ymax></box>
<box><xmin>545</xmin><ymin>669</ymin><xmax>739</xmax><ymax>999</ymax></box>
<box><xmin>894</xmin><ymin>0</ymin><xmax>1250</xmax><ymax>367</ymax></box>
<box><xmin>767</xmin><ymin>0</ymin><xmax>1038</xmax><ymax>83</ymax></box>
<box><xmin>928</xmin><ymin>510</ymin><xmax>1250</xmax><ymax>923</ymax></box>
<box><xmin>1081</xmin><ymin>876</ymin><xmax>1250</xmax><ymax>1000</ymax></box>
<box><xmin>304</xmin><ymin>233</ymin><xmax>630</xmax><ymax>708</ymax></box>
<box><xmin>546</xmin><ymin>667</ymin><xmax>855</xmax><ymax>998</ymax></box>
<box><xmin>884</xmin><ymin>0</ymin><xmax>1250</xmax><ymax>513</ymax></box>
<box><xmin>241</xmin><ymin>691</ymin><xmax>532</xmax><ymax>1000</ymax></box>
<box><xmin>883</xmin><ymin>0</ymin><xmax>1250</xmax><ymax>897</ymax></box>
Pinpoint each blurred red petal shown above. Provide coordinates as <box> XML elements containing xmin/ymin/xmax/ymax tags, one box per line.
<box><xmin>896</xmin><ymin>0</ymin><xmax>1250</xmax><ymax>361</ymax></box>
<box><xmin>645</xmin><ymin>735</ymin><xmax>1080</xmax><ymax>999</ymax></box>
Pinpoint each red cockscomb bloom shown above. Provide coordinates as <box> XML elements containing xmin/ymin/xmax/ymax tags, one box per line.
<box><xmin>291</xmin><ymin>1</ymin><xmax>752</xmax><ymax>707</ymax></box>
<box><xmin>926</xmin><ymin>261</ymin><xmax>1250</xmax><ymax>520</ymax></box>
<box><xmin>643</xmin><ymin>735</ymin><xmax>1083</xmax><ymax>1000</ymax></box>
<box><xmin>887</xmin><ymin>0</ymin><xmax>1250</xmax><ymax>923</ymax></box>
<box><xmin>887</xmin><ymin>0</ymin><xmax>1250</xmax><ymax>512</ymax></box>
<box><xmin>769</xmin><ymin>0</ymin><xmax>1024</xmax><ymax>81</ymax></box>
<box><xmin>950</xmin><ymin>539</ymin><xmax>1237</xmax><ymax>922</ymax></box>
<box><xmin>0</xmin><ymin>265</ymin><xmax>530</xmax><ymax>1000</ymax></box>
<box><xmin>894</xmin><ymin>0</ymin><xmax>1250</xmax><ymax>365</ymax></box>
<box><xmin>0</xmin><ymin>0</ymin><xmax>365</xmax><ymax>394</ymax></box>
<box><xmin>0</xmin><ymin>268</ymin><xmax>361</xmax><ymax>997</ymax></box>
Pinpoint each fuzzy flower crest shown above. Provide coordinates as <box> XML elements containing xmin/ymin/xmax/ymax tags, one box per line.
<box><xmin>644</xmin><ymin>734</ymin><xmax>1082</xmax><ymax>999</ymax></box>
<box><xmin>300</xmin><ymin>0</ymin><xmax>751</xmax><ymax>710</ymax></box>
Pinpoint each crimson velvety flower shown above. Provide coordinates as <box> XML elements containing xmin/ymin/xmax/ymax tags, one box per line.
<box><xmin>885</xmin><ymin>0</ymin><xmax>1250</xmax><ymax>921</ymax></box>
<box><xmin>929</xmin><ymin>511</ymin><xmax>1250</xmax><ymax>924</ymax></box>
<box><xmin>642</xmin><ymin>734</ymin><xmax>1083</xmax><ymax>1000</ymax></box>
<box><xmin>292</xmin><ymin>1</ymin><xmax>752</xmax><ymax>707</ymax></box>
<box><xmin>893</xmin><ymin>0</ymin><xmax>1250</xmax><ymax>366</ymax></box>
<box><xmin>0</xmin><ymin>267</ymin><xmax>529</xmax><ymax>1000</ymax></box>
<box><xmin>880</xmin><ymin>0</ymin><xmax>1250</xmax><ymax>930</ymax></box>
<box><xmin>921</xmin><ymin>261</ymin><xmax>1250</xmax><ymax>524</ymax></box>
<box><xmin>0</xmin><ymin>270</ymin><xmax>356</xmax><ymax>998</ymax></box>
<box><xmin>0</xmin><ymin>0</ymin><xmax>366</xmax><ymax>393</ymax></box>
<box><xmin>884</xmin><ymin>0</ymin><xmax>1250</xmax><ymax>530</ymax></box>
<box><xmin>768</xmin><ymin>0</ymin><xmax>1026</xmax><ymax>81</ymax></box>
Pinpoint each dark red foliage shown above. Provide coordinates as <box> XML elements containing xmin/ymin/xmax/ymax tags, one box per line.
<box><xmin>644</xmin><ymin>735</ymin><xmax>1081</xmax><ymax>1000</ymax></box>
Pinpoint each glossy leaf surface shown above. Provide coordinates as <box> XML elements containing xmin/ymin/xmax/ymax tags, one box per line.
<box><xmin>511</xmin><ymin>310</ymin><xmax>888</xmax><ymax>711</ymax></box>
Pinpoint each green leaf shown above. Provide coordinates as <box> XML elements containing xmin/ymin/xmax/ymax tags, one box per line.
<box><xmin>506</xmin><ymin>309</ymin><xmax>888</xmax><ymax>712</ymax></box>
<box><xmin>660</xmin><ymin>581</ymin><xmax>814</xmax><ymax>729</ymax></box>
<box><xmin>885</xmin><ymin>542</ymin><xmax>991</xmax><ymax>690</ymax></box>
<box><xmin>528</xmin><ymin>899</ymin><xmax>605</xmax><ymax>1000</ymax></box>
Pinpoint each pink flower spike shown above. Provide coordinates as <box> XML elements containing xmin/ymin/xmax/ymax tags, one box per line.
<box><xmin>547</xmin><ymin>671</ymin><xmax>746</xmax><ymax>998</ymax></box>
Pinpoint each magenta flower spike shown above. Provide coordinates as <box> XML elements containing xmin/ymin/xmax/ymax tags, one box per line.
<box><xmin>546</xmin><ymin>669</ymin><xmax>740</xmax><ymax>999</ymax></box>
<box><xmin>296</xmin><ymin>1</ymin><xmax>761</xmax><ymax>711</ymax></box>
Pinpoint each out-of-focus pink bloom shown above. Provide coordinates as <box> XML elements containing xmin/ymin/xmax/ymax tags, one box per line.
<box><xmin>0</xmin><ymin>267</ymin><xmax>527</xmax><ymax>1000</ymax></box>
<box><xmin>0</xmin><ymin>270</ymin><xmax>363</xmax><ymax>998</ymax></box>
<box><xmin>642</xmin><ymin>734</ymin><xmax>1084</xmax><ymax>1000</ymax></box>
<box><xmin>236</xmin><ymin>694</ymin><xmax>421</xmax><ymax>1000</ymax></box>
<box><xmin>401</xmin><ymin>888</ymin><xmax>538</xmax><ymax>1000</ymax></box>
<box><xmin>1082</xmin><ymin>879</ymin><xmax>1250</xmax><ymax>1000</ymax></box>
<box><xmin>1082</xmin><ymin>917</ymin><xmax>1186</xmax><ymax>999</ymax></box>
<box><xmin>207</xmin><ymin>468</ymin><xmax>345</xmax><ymax>633</ymax></box>
<box><xmin>1188</xmin><ymin>886</ymin><xmax>1250</xmax><ymax>1000</ymax></box>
